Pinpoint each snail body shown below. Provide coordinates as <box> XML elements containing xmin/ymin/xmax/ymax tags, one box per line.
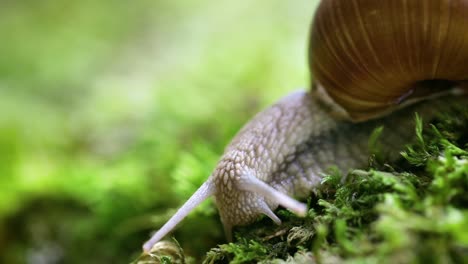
<box><xmin>143</xmin><ymin>0</ymin><xmax>468</xmax><ymax>252</ymax></box>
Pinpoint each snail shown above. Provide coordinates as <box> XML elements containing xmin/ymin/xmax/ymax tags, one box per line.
<box><xmin>143</xmin><ymin>0</ymin><xmax>468</xmax><ymax>252</ymax></box>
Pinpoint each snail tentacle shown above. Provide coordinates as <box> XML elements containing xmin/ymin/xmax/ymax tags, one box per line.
<box><xmin>143</xmin><ymin>179</ymin><xmax>215</xmax><ymax>252</ymax></box>
<box><xmin>237</xmin><ymin>173</ymin><xmax>307</xmax><ymax>218</ymax></box>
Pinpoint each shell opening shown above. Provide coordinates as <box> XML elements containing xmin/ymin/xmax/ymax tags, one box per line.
<box><xmin>402</xmin><ymin>79</ymin><xmax>459</xmax><ymax>103</ymax></box>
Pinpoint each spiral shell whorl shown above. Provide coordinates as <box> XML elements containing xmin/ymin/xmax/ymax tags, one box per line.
<box><xmin>309</xmin><ymin>0</ymin><xmax>468</xmax><ymax>121</ymax></box>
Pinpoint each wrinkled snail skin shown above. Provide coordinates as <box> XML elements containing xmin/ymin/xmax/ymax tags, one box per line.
<box><xmin>143</xmin><ymin>0</ymin><xmax>468</xmax><ymax>252</ymax></box>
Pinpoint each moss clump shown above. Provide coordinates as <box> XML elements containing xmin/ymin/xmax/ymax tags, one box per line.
<box><xmin>203</xmin><ymin>106</ymin><xmax>468</xmax><ymax>263</ymax></box>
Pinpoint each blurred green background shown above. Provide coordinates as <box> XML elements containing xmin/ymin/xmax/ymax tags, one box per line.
<box><xmin>0</xmin><ymin>0</ymin><xmax>319</xmax><ymax>263</ymax></box>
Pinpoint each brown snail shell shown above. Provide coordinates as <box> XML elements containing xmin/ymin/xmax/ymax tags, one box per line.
<box><xmin>309</xmin><ymin>0</ymin><xmax>468</xmax><ymax>121</ymax></box>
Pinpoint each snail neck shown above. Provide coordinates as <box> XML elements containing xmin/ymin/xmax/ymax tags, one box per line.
<box><xmin>311</xmin><ymin>82</ymin><xmax>353</xmax><ymax>121</ymax></box>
